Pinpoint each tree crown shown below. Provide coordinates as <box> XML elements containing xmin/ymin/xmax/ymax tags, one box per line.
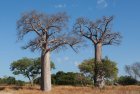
<box><xmin>17</xmin><ymin>10</ymin><xmax>80</xmax><ymax>52</ymax></box>
<box><xmin>73</xmin><ymin>16</ymin><xmax>122</xmax><ymax>46</ymax></box>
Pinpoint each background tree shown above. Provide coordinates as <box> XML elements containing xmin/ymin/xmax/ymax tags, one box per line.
<box><xmin>0</xmin><ymin>76</ymin><xmax>25</xmax><ymax>86</ymax></box>
<box><xmin>17</xmin><ymin>11</ymin><xmax>79</xmax><ymax>91</ymax></box>
<box><xmin>118</xmin><ymin>76</ymin><xmax>137</xmax><ymax>85</ymax></box>
<box><xmin>78</xmin><ymin>59</ymin><xmax>94</xmax><ymax>80</ymax></box>
<box><xmin>10</xmin><ymin>57</ymin><xmax>55</xmax><ymax>86</ymax></box>
<box><xmin>78</xmin><ymin>57</ymin><xmax>118</xmax><ymax>85</ymax></box>
<box><xmin>125</xmin><ymin>62</ymin><xmax>140</xmax><ymax>80</ymax></box>
<box><xmin>51</xmin><ymin>71</ymin><xmax>92</xmax><ymax>86</ymax></box>
<box><xmin>73</xmin><ymin>16</ymin><xmax>121</xmax><ymax>88</ymax></box>
<box><xmin>34</xmin><ymin>71</ymin><xmax>92</xmax><ymax>86</ymax></box>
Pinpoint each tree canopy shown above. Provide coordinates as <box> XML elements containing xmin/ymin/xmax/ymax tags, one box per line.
<box><xmin>78</xmin><ymin>57</ymin><xmax>118</xmax><ymax>82</ymax></box>
<box><xmin>73</xmin><ymin>16</ymin><xmax>122</xmax><ymax>46</ymax></box>
<box><xmin>17</xmin><ymin>11</ymin><xmax>80</xmax><ymax>52</ymax></box>
<box><xmin>10</xmin><ymin>57</ymin><xmax>55</xmax><ymax>85</ymax></box>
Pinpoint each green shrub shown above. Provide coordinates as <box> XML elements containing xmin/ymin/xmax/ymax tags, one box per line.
<box><xmin>0</xmin><ymin>76</ymin><xmax>25</xmax><ymax>86</ymax></box>
<box><xmin>53</xmin><ymin>71</ymin><xmax>93</xmax><ymax>86</ymax></box>
<box><xmin>0</xmin><ymin>76</ymin><xmax>16</xmax><ymax>85</ymax></box>
<box><xmin>15</xmin><ymin>80</ymin><xmax>25</xmax><ymax>86</ymax></box>
<box><xmin>118</xmin><ymin>76</ymin><xmax>137</xmax><ymax>85</ymax></box>
<box><xmin>34</xmin><ymin>71</ymin><xmax>93</xmax><ymax>86</ymax></box>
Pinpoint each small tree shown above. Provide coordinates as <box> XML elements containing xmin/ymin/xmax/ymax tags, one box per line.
<box><xmin>78</xmin><ymin>57</ymin><xmax>118</xmax><ymax>85</ymax></box>
<box><xmin>73</xmin><ymin>16</ymin><xmax>121</xmax><ymax>88</ymax></box>
<box><xmin>17</xmin><ymin>11</ymin><xmax>79</xmax><ymax>91</ymax></box>
<box><xmin>125</xmin><ymin>62</ymin><xmax>140</xmax><ymax>80</ymax></box>
<box><xmin>10</xmin><ymin>57</ymin><xmax>55</xmax><ymax>86</ymax></box>
<box><xmin>78</xmin><ymin>59</ymin><xmax>94</xmax><ymax>80</ymax></box>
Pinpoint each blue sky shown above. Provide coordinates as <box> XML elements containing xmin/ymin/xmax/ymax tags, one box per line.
<box><xmin>0</xmin><ymin>0</ymin><xmax>140</xmax><ymax>80</ymax></box>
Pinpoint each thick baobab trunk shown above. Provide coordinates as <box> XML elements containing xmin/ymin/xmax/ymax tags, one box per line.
<box><xmin>95</xmin><ymin>43</ymin><xmax>102</xmax><ymax>63</ymax></box>
<box><xmin>94</xmin><ymin>43</ymin><xmax>105</xmax><ymax>88</ymax></box>
<box><xmin>41</xmin><ymin>51</ymin><xmax>51</xmax><ymax>91</ymax></box>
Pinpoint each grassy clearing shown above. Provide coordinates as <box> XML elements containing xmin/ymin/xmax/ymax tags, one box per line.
<box><xmin>0</xmin><ymin>85</ymin><xmax>140</xmax><ymax>94</ymax></box>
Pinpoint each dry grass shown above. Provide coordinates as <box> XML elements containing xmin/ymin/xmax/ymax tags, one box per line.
<box><xmin>0</xmin><ymin>85</ymin><xmax>139</xmax><ymax>94</ymax></box>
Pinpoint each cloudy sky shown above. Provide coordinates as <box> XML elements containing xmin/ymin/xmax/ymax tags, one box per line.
<box><xmin>0</xmin><ymin>0</ymin><xmax>140</xmax><ymax>80</ymax></box>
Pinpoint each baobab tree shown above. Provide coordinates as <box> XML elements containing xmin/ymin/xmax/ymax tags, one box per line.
<box><xmin>73</xmin><ymin>16</ymin><xmax>121</xmax><ymax>88</ymax></box>
<box><xmin>17</xmin><ymin>11</ymin><xmax>79</xmax><ymax>91</ymax></box>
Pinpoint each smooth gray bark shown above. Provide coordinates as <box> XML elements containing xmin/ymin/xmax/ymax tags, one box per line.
<box><xmin>41</xmin><ymin>51</ymin><xmax>51</xmax><ymax>91</ymax></box>
<box><xmin>95</xmin><ymin>43</ymin><xmax>102</xmax><ymax>62</ymax></box>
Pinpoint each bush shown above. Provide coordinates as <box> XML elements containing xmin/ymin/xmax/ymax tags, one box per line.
<box><xmin>118</xmin><ymin>76</ymin><xmax>137</xmax><ymax>85</ymax></box>
<box><xmin>0</xmin><ymin>76</ymin><xmax>16</xmax><ymax>85</ymax></box>
<box><xmin>34</xmin><ymin>77</ymin><xmax>41</xmax><ymax>85</ymax></box>
<box><xmin>53</xmin><ymin>71</ymin><xmax>93</xmax><ymax>86</ymax></box>
<box><xmin>15</xmin><ymin>80</ymin><xmax>25</xmax><ymax>86</ymax></box>
<box><xmin>0</xmin><ymin>76</ymin><xmax>25</xmax><ymax>86</ymax></box>
<box><xmin>5</xmin><ymin>76</ymin><xmax>16</xmax><ymax>85</ymax></box>
<box><xmin>34</xmin><ymin>71</ymin><xmax>93</xmax><ymax>86</ymax></box>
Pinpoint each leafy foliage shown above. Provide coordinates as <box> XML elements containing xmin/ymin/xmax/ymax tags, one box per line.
<box><xmin>118</xmin><ymin>76</ymin><xmax>137</xmax><ymax>85</ymax></box>
<box><xmin>78</xmin><ymin>57</ymin><xmax>118</xmax><ymax>84</ymax></box>
<box><xmin>78</xmin><ymin>59</ymin><xmax>94</xmax><ymax>79</ymax></box>
<box><xmin>10</xmin><ymin>57</ymin><xmax>55</xmax><ymax>85</ymax></box>
<box><xmin>0</xmin><ymin>76</ymin><xmax>25</xmax><ymax>86</ymax></box>
<box><xmin>35</xmin><ymin>71</ymin><xmax>92</xmax><ymax>86</ymax></box>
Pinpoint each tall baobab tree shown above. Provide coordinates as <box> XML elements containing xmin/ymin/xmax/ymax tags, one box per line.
<box><xmin>73</xmin><ymin>16</ymin><xmax>121</xmax><ymax>88</ymax></box>
<box><xmin>17</xmin><ymin>11</ymin><xmax>79</xmax><ymax>91</ymax></box>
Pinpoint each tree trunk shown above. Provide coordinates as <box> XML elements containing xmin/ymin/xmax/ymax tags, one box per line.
<box><xmin>30</xmin><ymin>79</ymin><xmax>34</xmax><ymax>86</ymax></box>
<box><xmin>94</xmin><ymin>43</ymin><xmax>105</xmax><ymax>88</ymax></box>
<box><xmin>41</xmin><ymin>51</ymin><xmax>51</xmax><ymax>91</ymax></box>
<box><xmin>27</xmin><ymin>74</ymin><xmax>33</xmax><ymax>86</ymax></box>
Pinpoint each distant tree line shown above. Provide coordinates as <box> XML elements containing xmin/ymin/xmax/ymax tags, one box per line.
<box><xmin>117</xmin><ymin>76</ymin><xmax>138</xmax><ymax>85</ymax></box>
<box><xmin>0</xmin><ymin>76</ymin><xmax>25</xmax><ymax>86</ymax></box>
<box><xmin>7</xmin><ymin>57</ymin><xmax>140</xmax><ymax>86</ymax></box>
<box><xmin>117</xmin><ymin>62</ymin><xmax>140</xmax><ymax>85</ymax></box>
<box><xmin>34</xmin><ymin>71</ymin><xmax>92</xmax><ymax>86</ymax></box>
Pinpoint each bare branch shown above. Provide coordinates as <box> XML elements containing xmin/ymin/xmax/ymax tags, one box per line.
<box><xmin>17</xmin><ymin>10</ymin><xmax>80</xmax><ymax>53</ymax></box>
<box><xmin>102</xmin><ymin>32</ymin><xmax>122</xmax><ymax>46</ymax></box>
<box><xmin>30</xmin><ymin>22</ymin><xmax>42</xmax><ymax>36</ymax></box>
<box><xmin>22</xmin><ymin>37</ymin><xmax>41</xmax><ymax>52</ymax></box>
<box><xmin>49</xmin><ymin>35</ymin><xmax>81</xmax><ymax>52</ymax></box>
<box><xmin>73</xmin><ymin>16</ymin><xmax>121</xmax><ymax>46</ymax></box>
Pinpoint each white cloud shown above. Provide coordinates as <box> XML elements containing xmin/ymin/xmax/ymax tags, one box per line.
<box><xmin>74</xmin><ymin>61</ymin><xmax>80</xmax><ymax>67</ymax></box>
<box><xmin>56</xmin><ymin>56</ymin><xmax>69</xmax><ymax>63</ymax></box>
<box><xmin>54</xmin><ymin>4</ymin><xmax>66</xmax><ymax>8</ymax></box>
<box><xmin>64</xmin><ymin>56</ymin><xmax>69</xmax><ymax>61</ymax></box>
<box><xmin>97</xmin><ymin>0</ymin><xmax>105</xmax><ymax>4</ymax></box>
<box><xmin>97</xmin><ymin>0</ymin><xmax>108</xmax><ymax>8</ymax></box>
